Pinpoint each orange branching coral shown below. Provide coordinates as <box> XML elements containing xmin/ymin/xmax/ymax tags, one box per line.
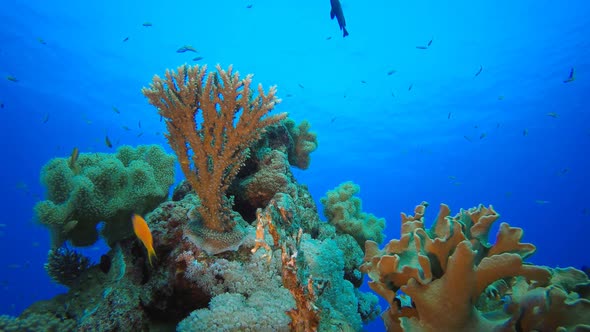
<box><xmin>142</xmin><ymin>64</ymin><xmax>286</xmax><ymax>243</ymax></box>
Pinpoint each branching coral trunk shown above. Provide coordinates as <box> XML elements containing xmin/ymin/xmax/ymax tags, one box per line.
<box><xmin>142</xmin><ymin>64</ymin><xmax>286</xmax><ymax>233</ymax></box>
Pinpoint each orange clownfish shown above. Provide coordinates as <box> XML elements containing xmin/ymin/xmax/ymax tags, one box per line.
<box><xmin>132</xmin><ymin>214</ymin><xmax>157</xmax><ymax>266</ymax></box>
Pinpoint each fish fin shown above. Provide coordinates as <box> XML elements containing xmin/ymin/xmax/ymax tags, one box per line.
<box><xmin>330</xmin><ymin>9</ymin><xmax>335</xmax><ymax>19</ymax></box>
<box><xmin>343</xmin><ymin>27</ymin><xmax>349</xmax><ymax>37</ymax></box>
<box><xmin>148</xmin><ymin>247</ymin><xmax>157</xmax><ymax>267</ymax></box>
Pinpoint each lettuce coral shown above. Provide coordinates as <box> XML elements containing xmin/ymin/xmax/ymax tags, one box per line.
<box><xmin>361</xmin><ymin>202</ymin><xmax>590</xmax><ymax>331</ymax></box>
<box><xmin>34</xmin><ymin>145</ymin><xmax>175</xmax><ymax>247</ymax></box>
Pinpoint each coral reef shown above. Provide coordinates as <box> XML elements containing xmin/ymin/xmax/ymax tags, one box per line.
<box><xmin>2</xmin><ymin>62</ymin><xmax>372</xmax><ymax>332</ymax></box>
<box><xmin>0</xmin><ymin>311</ymin><xmax>77</xmax><ymax>331</ymax></box>
<box><xmin>34</xmin><ymin>145</ymin><xmax>175</xmax><ymax>247</ymax></box>
<box><xmin>142</xmin><ymin>64</ymin><xmax>287</xmax><ymax>255</ymax></box>
<box><xmin>14</xmin><ymin>63</ymin><xmax>589</xmax><ymax>332</ymax></box>
<box><xmin>321</xmin><ymin>181</ymin><xmax>386</xmax><ymax>248</ymax></box>
<box><xmin>239</xmin><ymin>149</ymin><xmax>297</xmax><ymax>209</ymax></box>
<box><xmin>1</xmin><ymin>185</ymin><xmax>377</xmax><ymax>331</ymax></box>
<box><xmin>230</xmin><ymin>118</ymin><xmax>320</xmax><ymax>225</ymax></box>
<box><xmin>361</xmin><ymin>202</ymin><xmax>590</xmax><ymax>331</ymax></box>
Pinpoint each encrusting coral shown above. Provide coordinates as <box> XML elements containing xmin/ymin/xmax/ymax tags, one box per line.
<box><xmin>361</xmin><ymin>202</ymin><xmax>590</xmax><ymax>331</ymax></box>
<box><xmin>142</xmin><ymin>64</ymin><xmax>287</xmax><ymax>254</ymax></box>
<box><xmin>34</xmin><ymin>145</ymin><xmax>175</xmax><ymax>247</ymax></box>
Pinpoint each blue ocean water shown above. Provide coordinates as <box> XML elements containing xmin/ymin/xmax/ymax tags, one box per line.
<box><xmin>0</xmin><ymin>0</ymin><xmax>588</xmax><ymax>330</ymax></box>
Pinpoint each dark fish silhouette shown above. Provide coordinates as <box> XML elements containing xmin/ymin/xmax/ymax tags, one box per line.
<box><xmin>563</xmin><ymin>67</ymin><xmax>575</xmax><ymax>83</ymax></box>
<box><xmin>177</xmin><ymin>45</ymin><xmax>197</xmax><ymax>53</ymax></box>
<box><xmin>474</xmin><ymin>65</ymin><xmax>483</xmax><ymax>77</ymax></box>
<box><xmin>330</xmin><ymin>0</ymin><xmax>348</xmax><ymax>37</ymax></box>
<box><xmin>105</xmin><ymin>135</ymin><xmax>113</xmax><ymax>148</ymax></box>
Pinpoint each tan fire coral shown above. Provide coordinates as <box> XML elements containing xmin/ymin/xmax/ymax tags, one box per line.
<box><xmin>142</xmin><ymin>64</ymin><xmax>286</xmax><ymax>254</ymax></box>
<box><xmin>360</xmin><ymin>203</ymin><xmax>564</xmax><ymax>331</ymax></box>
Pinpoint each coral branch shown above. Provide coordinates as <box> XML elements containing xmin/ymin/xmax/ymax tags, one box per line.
<box><xmin>143</xmin><ymin>64</ymin><xmax>286</xmax><ymax>250</ymax></box>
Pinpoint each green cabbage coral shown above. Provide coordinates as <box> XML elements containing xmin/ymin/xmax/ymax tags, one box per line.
<box><xmin>34</xmin><ymin>145</ymin><xmax>175</xmax><ymax>247</ymax></box>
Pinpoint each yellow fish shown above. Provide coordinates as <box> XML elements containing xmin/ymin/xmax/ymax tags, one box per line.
<box><xmin>132</xmin><ymin>214</ymin><xmax>156</xmax><ymax>266</ymax></box>
<box><xmin>69</xmin><ymin>147</ymin><xmax>79</xmax><ymax>170</ymax></box>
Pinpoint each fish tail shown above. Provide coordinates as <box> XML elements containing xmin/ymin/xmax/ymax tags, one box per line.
<box><xmin>147</xmin><ymin>247</ymin><xmax>157</xmax><ymax>267</ymax></box>
<box><xmin>343</xmin><ymin>28</ymin><xmax>349</xmax><ymax>37</ymax></box>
